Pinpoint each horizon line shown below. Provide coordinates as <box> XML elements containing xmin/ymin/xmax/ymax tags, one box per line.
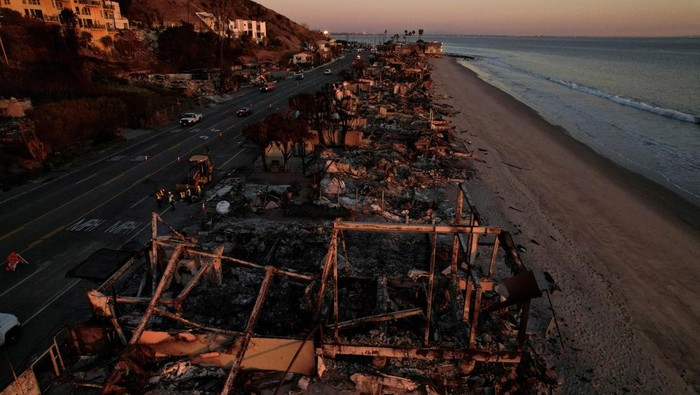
<box><xmin>330</xmin><ymin>32</ymin><xmax>700</xmax><ymax>40</ymax></box>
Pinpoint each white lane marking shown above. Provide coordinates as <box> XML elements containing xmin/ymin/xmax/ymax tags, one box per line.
<box><xmin>144</xmin><ymin>143</ymin><xmax>159</xmax><ymax>151</ymax></box>
<box><xmin>220</xmin><ymin>148</ymin><xmax>245</xmax><ymax>168</ymax></box>
<box><xmin>74</xmin><ymin>173</ymin><xmax>98</xmax><ymax>185</ymax></box>
<box><xmin>23</xmin><ymin>278</ymin><xmax>81</xmax><ymax>325</ymax></box>
<box><xmin>0</xmin><ymin>270</ymin><xmax>37</xmax><ymax>299</ymax></box>
<box><xmin>129</xmin><ymin>195</ymin><xmax>149</xmax><ymax>209</ymax></box>
<box><xmin>0</xmin><ymin>128</ymin><xmax>179</xmax><ymax>206</ymax></box>
<box><xmin>118</xmin><ymin>207</ymin><xmax>171</xmax><ymax>248</ymax></box>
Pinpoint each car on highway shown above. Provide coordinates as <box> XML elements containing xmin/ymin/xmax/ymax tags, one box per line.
<box><xmin>295</xmin><ymin>73</ymin><xmax>304</xmax><ymax>80</ymax></box>
<box><xmin>323</xmin><ymin>69</ymin><xmax>332</xmax><ymax>75</ymax></box>
<box><xmin>260</xmin><ymin>82</ymin><xmax>277</xmax><ymax>92</ymax></box>
<box><xmin>0</xmin><ymin>313</ymin><xmax>21</xmax><ymax>346</ymax></box>
<box><xmin>236</xmin><ymin>106</ymin><xmax>253</xmax><ymax>117</ymax></box>
<box><xmin>180</xmin><ymin>112</ymin><xmax>202</xmax><ymax>126</ymax></box>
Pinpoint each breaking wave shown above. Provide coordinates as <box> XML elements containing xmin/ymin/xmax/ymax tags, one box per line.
<box><xmin>544</xmin><ymin>77</ymin><xmax>700</xmax><ymax>124</ymax></box>
<box><xmin>466</xmin><ymin>55</ymin><xmax>700</xmax><ymax>124</ymax></box>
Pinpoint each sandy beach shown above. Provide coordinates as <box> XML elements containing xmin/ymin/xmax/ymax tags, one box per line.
<box><xmin>430</xmin><ymin>57</ymin><xmax>700</xmax><ymax>393</ymax></box>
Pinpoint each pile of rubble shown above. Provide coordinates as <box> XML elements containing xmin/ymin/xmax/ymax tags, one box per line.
<box><xmin>45</xmin><ymin>44</ymin><xmax>560</xmax><ymax>395</ymax></box>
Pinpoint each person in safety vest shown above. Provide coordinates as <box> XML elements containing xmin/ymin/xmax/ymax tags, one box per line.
<box><xmin>168</xmin><ymin>191</ymin><xmax>176</xmax><ymax>211</ymax></box>
<box><xmin>155</xmin><ymin>188</ymin><xmax>165</xmax><ymax>208</ymax></box>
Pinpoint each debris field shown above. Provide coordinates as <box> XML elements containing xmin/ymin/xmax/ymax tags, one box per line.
<box><xmin>44</xmin><ymin>42</ymin><xmax>559</xmax><ymax>395</ymax></box>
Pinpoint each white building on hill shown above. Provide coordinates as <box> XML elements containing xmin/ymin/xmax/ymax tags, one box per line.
<box><xmin>195</xmin><ymin>12</ymin><xmax>266</xmax><ymax>43</ymax></box>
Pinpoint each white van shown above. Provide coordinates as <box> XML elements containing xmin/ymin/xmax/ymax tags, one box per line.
<box><xmin>0</xmin><ymin>313</ymin><xmax>21</xmax><ymax>346</ymax></box>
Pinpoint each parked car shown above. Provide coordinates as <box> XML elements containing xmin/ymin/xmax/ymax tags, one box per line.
<box><xmin>295</xmin><ymin>73</ymin><xmax>304</xmax><ymax>80</ymax></box>
<box><xmin>180</xmin><ymin>112</ymin><xmax>202</xmax><ymax>126</ymax></box>
<box><xmin>323</xmin><ymin>69</ymin><xmax>332</xmax><ymax>75</ymax></box>
<box><xmin>0</xmin><ymin>313</ymin><xmax>21</xmax><ymax>346</ymax></box>
<box><xmin>236</xmin><ymin>106</ymin><xmax>253</xmax><ymax>117</ymax></box>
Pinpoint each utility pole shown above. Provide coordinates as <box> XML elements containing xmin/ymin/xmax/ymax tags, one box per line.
<box><xmin>0</xmin><ymin>17</ymin><xmax>9</xmax><ymax>66</ymax></box>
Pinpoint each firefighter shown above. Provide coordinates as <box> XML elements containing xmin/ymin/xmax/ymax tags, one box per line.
<box><xmin>168</xmin><ymin>191</ymin><xmax>176</xmax><ymax>210</ymax></box>
<box><xmin>196</xmin><ymin>183</ymin><xmax>203</xmax><ymax>199</ymax></box>
<box><xmin>155</xmin><ymin>188</ymin><xmax>165</xmax><ymax>208</ymax></box>
<box><xmin>185</xmin><ymin>186</ymin><xmax>192</xmax><ymax>203</ymax></box>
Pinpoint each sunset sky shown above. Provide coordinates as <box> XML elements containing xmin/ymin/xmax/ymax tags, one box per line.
<box><xmin>255</xmin><ymin>0</ymin><xmax>700</xmax><ymax>37</ymax></box>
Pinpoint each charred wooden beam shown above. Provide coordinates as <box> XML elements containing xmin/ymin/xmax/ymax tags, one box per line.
<box><xmin>98</xmin><ymin>254</ymin><xmax>141</xmax><ymax>293</ymax></box>
<box><xmin>188</xmin><ymin>249</ymin><xmax>314</xmax><ymax>281</ymax></box>
<box><xmin>150</xmin><ymin>212</ymin><xmax>158</xmax><ymax>295</ymax></box>
<box><xmin>450</xmin><ymin>187</ymin><xmax>463</xmax><ymax>274</ymax></box>
<box><xmin>333</xmin><ymin>240</ymin><xmax>340</xmax><ymax>340</ymax></box>
<box><xmin>129</xmin><ymin>244</ymin><xmax>184</xmax><ymax>344</ymax></box>
<box><xmin>209</xmin><ymin>245</ymin><xmax>224</xmax><ymax>286</ymax></box>
<box><xmin>328</xmin><ymin>308</ymin><xmax>424</xmax><ymax>330</ymax></box>
<box><xmin>314</xmin><ymin>230</ymin><xmax>338</xmax><ymax>322</ymax></box>
<box><xmin>333</xmin><ymin>221</ymin><xmax>500</xmax><ymax>235</ymax></box>
<box><xmin>152</xmin><ymin>307</ymin><xmax>242</xmax><ymax>337</ymax></box>
<box><xmin>459</xmin><ymin>184</ymin><xmax>483</xmax><ymax>225</ymax></box>
<box><xmin>108</xmin><ymin>304</ymin><xmax>127</xmax><ymax>345</ymax></box>
<box><xmin>321</xmin><ymin>344</ymin><xmax>521</xmax><ymax>363</ymax></box>
<box><xmin>499</xmin><ymin>231</ymin><xmax>527</xmax><ymax>274</ymax></box>
<box><xmin>423</xmin><ymin>230</ymin><xmax>438</xmax><ymax>347</ymax></box>
<box><xmin>488</xmin><ymin>236</ymin><xmax>500</xmax><ymax>278</ymax></box>
<box><xmin>517</xmin><ymin>300</ymin><xmax>531</xmax><ymax>351</ymax></box>
<box><xmin>339</xmin><ymin>230</ymin><xmax>352</xmax><ymax>274</ymax></box>
<box><xmin>221</xmin><ymin>265</ymin><xmax>275</xmax><ymax>395</ymax></box>
<box><xmin>174</xmin><ymin>262</ymin><xmax>212</xmax><ymax>313</ymax></box>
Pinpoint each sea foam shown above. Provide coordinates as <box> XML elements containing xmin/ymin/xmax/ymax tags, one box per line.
<box><xmin>476</xmin><ymin>56</ymin><xmax>700</xmax><ymax>124</ymax></box>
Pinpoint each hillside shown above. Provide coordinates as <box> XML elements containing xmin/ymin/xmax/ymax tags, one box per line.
<box><xmin>123</xmin><ymin>0</ymin><xmax>322</xmax><ymax>53</ymax></box>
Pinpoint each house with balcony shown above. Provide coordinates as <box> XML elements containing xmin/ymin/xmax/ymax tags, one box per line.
<box><xmin>1</xmin><ymin>0</ymin><xmax>129</xmax><ymax>47</ymax></box>
<box><xmin>194</xmin><ymin>12</ymin><xmax>267</xmax><ymax>43</ymax></box>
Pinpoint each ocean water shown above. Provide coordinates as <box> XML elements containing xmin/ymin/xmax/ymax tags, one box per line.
<box><xmin>347</xmin><ymin>35</ymin><xmax>700</xmax><ymax>207</ymax></box>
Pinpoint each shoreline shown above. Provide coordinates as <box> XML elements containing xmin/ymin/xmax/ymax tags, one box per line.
<box><xmin>448</xmin><ymin>57</ymin><xmax>700</xmax><ymax>230</ymax></box>
<box><xmin>448</xmin><ymin>55</ymin><xmax>700</xmax><ymax>212</ymax></box>
<box><xmin>431</xmin><ymin>56</ymin><xmax>700</xmax><ymax>393</ymax></box>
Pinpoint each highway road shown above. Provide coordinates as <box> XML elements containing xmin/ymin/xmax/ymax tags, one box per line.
<box><xmin>0</xmin><ymin>53</ymin><xmax>357</xmax><ymax>387</ymax></box>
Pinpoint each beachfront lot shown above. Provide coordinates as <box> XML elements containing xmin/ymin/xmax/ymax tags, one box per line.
<box><xmin>431</xmin><ymin>57</ymin><xmax>700</xmax><ymax>393</ymax></box>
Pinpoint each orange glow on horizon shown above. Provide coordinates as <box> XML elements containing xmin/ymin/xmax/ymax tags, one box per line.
<box><xmin>255</xmin><ymin>0</ymin><xmax>700</xmax><ymax>37</ymax></box>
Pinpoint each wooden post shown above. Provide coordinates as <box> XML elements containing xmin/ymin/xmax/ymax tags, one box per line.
<box><xmin>423</xmin><ymin>230</ymin><xmax>437</xmax><ymax>347</ymax></box>
<box><xmin>339</xmin><ymin>230</ymin><xmax>351</xmax><ymax>274</ymax></box>
<box><xmin>221</xmin><ymin>266</ymin><xmax>275</xmax><ymax>395</ymax></box>
<box><xmin>150</xmin><ymin>212</ymin><xmax>159</xmax><ymax>295</ymax></box>
<box><xmin>314</xmin><ymin>230</ymin><xmax>338</xmax><ymax>321</ymax></box>
<box><xmin>468</xmin><ymin>287</ymin><xmax>483</xmax><ymax>349</ymax></box>
<box><xmin>516</xmin><ymin>300</ymin><xmax>531</xmax><ymax>351</ymax></box>
<box><xmin>451</xmin><ymin>189</ymin><xmax>464</xmax><ymax>273</ymax></box>
<box><xmin>130</xmin><ymin>244</ymin><xmax>184</xmax><ymax>344</ymax></box>
<box><xmin>175</xmin><ymin>262</ymin><xmax>212</xmax><ymax>314</ymax></box>
<box><xmin>211</xmin><ymin>246</ymin><xmax>224</xmax><ymax>286</ymax></box>
<box><xmin>463</xmin><ymin>276</ymin><xmax>473</xmax><ymax>323</ymax></box>
<box><xmin>333</xmin><ymin>240</ymin><xmax>339</xmax><ymax>340</ymax></box>
<box><xmin>468</xmin><ymin>214</ymin><xmax>479</xmax><ymax>267</ymax></box>
<box><xmin>488</xmin><ymin>237</ymin><xmax>500</xmax><ymax>279</ymax></box>
<box><xmin>109</xmin><ymin>304</ymin><xmax>127</xmax><ymax>345</ymax></box>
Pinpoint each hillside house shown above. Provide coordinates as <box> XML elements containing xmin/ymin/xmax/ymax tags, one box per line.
<box><xmin>194</xmin><ymin>12</ymin><xmax>267</xmax><ymax>43</ymax></box>
<box><xmin>291</xmin><ymin>51</ymin><xmax>315</xmax><ymax>67</ymax></box>
<box><xmin>1</xmin><ymin>0</ymin><xmax>129</xmax><ymax>45</ymax></box>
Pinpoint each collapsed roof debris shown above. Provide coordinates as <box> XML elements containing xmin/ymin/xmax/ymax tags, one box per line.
<box><xmin>9</xmin><ymin>42</ymin><xmax>561</xmax><ymax>395</ymax></box>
